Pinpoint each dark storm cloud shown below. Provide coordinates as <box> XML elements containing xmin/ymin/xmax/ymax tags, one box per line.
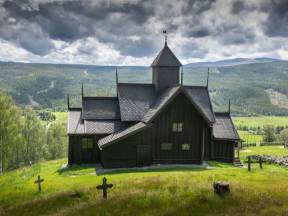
<box><xmin>231</xmin><ymin>0</ymin><xmax>245</xmax><ymax>14</ymax></box>
<box><xmin>263</xmin><ymin>0</ymin><xmax>288</xmax><ymax>37</ymax></box>
<box><xmin>1</xmin><ymin>0</ymin><xmax>155</xmax><ymax>56</ymax></box>
<box><xmin>0</xmin><ymin>0</ymin><xmax>287</xmax><ymax>60</ymax></box>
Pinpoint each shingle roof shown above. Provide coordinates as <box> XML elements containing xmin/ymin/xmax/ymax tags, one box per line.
<box><xmin>118</xmin><ymin>83</ymin><xmax>156</xmax><ymax>121</ymax></box>
<box><xmin>98</xmin><ymin>122</ymin><xmax>151</xmax><ymax>149</ymax></box>
<box><xmin>142</xmin><ymin>86</ymin><xmax>181</xmax><ymax>123</ymax></box>
<box><xmin>84</xmin><ymin>120</ymin><xmax>126</xmax><ymax>134</ymax></box>
<box><xmin>151</xmin><ymin>44</ymin><xmax>182</xmax><ymax>67</ymax></box>
<box><xmin>183</xmin><ymin>86</ymin><xmax>215</xmax><ymax>124</ymax></box>
<box><xmin>213</xmin><ymin>113</ymin><xmax>240</xmax><ymax>140</ymax></box>
<box><xmin>82</xmin><ymin>97</ymin><xmax>120</xmax><ymax>120</ymax></box>
<box><xmin>142</xmin><ymin>85</ymin><xmax>215</xmax><ymax>124</ymax></box>
<box><xmin>67</xmin><ymin>110</ymin><xmax>84</xmax><ymax>134</ymax></box>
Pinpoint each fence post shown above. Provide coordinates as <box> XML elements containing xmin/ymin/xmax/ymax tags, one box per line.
<box><xmin>259</xmin><ymin>157</ymin><xmax>262</xmax><ymax>169</ymax></box>
<box><xmin>248</xmin><ymin>156</ymin><xmax>251</xmax><ymax>172</ymax></box>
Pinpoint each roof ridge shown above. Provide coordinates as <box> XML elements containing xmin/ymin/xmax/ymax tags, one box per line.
<box><xmin>118</xmin><ymin>83</ymin><xmax>154</xmax><ymax>86</ymax></box>
<box><xmin>83</xmin><ymin>96</ymin><xmax>118</xmax><ymax>100</ymax></box>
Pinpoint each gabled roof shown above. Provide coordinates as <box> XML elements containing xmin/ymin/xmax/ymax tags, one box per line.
<box><xmin>67</xmin><ymin>110</ymin><xmax>84</xmax><ymax>134</ymax></box>
<box><xmin>68</xmin><ymin>110</ymin><xmax>126</xmax><ymax>135</ymax></box>
<box><xmin>142</xmin><ymin>85</ymin><xmax>181</xmax><ymax>123</ymax></box>
<box><xmin>84</xmin><ymin>120</ymin><xmax>126</xmax><ymax>134</ymax></box>
<box><xmin>183</xmin><ymin>86</ymin><xmax>216</xmax><ymax>124</ymax></box>
<box><xmin>142</xmin><ymin>85</ymin><xmax>215</xmax><ymax>124</ymax></box>
<box><xmin>151</xmin><ymin>44</ymin><xmax>182</xmax><ymax>67</ymax></box>
<box><xmin>98</xmin><ymin>122</ymin><xmax>151</xmax><ymax>149</ymax></box>
<box><xmin>82</xmin><ymin>97</ymin><xmax>120</xmax><ymax>120</ymax></box>
<box><xmin>213</xmin><ymin>112</ymin><xmax>240</xmax><ymax>140</ymax></box>
<box><xmin>118</xmin><ymin>83</ymin><xmax>156</xmax><ymax>121</ymax></box>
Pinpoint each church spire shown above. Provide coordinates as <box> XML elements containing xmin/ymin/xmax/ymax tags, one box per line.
<box><xmin>163</xmin><ymin>30</ymin><xmax>167</xmax><ymax>46</ymax></box>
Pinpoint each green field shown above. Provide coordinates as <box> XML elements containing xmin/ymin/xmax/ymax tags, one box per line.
<box><xmin>238</xmin><ymin>131</ymin><xmax>263</xmax><ymax>144</ymax></box>
<box><xmin>1</xmin><ymin>146</ymin><xmax>288</xmax><ymax>216</ymax></box>
<box><xmin>233</xmin><ymin>116</ymin><xmax>288</xmax><ymax>128</ymax></box>
<box><xmin>53</xmin><ymin>112</ymin><xmax>68</xmax><ymax>125</ymax></box>
<box><xmin>239</xmin><ymin>145</ymin><xmax>288</xmax><ymax>161</ymax></box>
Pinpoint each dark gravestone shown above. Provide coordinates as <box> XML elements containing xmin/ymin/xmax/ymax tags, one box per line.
<box><xmin>34</xmin><ymin>175</ymin><xmax>44</xmax><ymax>192</ymax></box>
<box><xmin>96</xmin><ymin>177</ymin><xmax>113</xmax><ymax>199</ymax></box>
<box><xmin>213</xmin><ymin>182</ymin><xmax>230</xmax><ymax>197</ymax></box>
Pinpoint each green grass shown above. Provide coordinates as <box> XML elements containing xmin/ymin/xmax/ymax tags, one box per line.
<box><xmin>53</xmin><ymin>112</ymin><xmax>67</xmax><ymax>125</ymax></box>
<box><xmin>233</xmin><ymin>116</ymin><xmax>288</xmax><ymax>128</ymax></box>
<box><xmin>1</xmin><ymin>146</ymin><xmax>288</xmax><ymax>215</ymax></box>
<box><xmin>238</xmin><ymin>130</ymin><xmax>263</xmax><ymax>144</ymax></box>
<box><xmin>239</xmin><ymin>145</ymin><xmax>288</xmax><ymax>161</ymax></box>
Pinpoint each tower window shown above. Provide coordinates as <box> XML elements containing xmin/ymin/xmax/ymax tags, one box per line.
<box><xmin>172</xmin><ymin>123</ymin><xmax>183</xmax><ymax>132</ymax></box>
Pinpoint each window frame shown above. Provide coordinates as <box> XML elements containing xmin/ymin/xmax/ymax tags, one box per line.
<box><xmin>181</xmin><ymin>143</ymin><xmax>190</xmax><ymax>151</ymax></box>
<box><xmin>172</xmin><ymin>122</ymin><xmax>183</xmax><ymax>132</ymax></box>
<box><xmin>82</xmin><ymin>138</ymin><xmax>94</xmax><ymax>149</ymax></box>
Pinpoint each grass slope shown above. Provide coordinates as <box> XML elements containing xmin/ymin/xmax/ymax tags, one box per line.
<box><xmin>0</xmin><ymin>146</ymin><xmax>288</xmax><ymax>216</ymax></box>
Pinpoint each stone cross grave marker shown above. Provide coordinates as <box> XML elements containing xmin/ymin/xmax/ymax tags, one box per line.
<box><xmin>96</xmin><ymin>177</ymin><xmax>113</xmax><ymax>199</ymax></box>
<box><xmin>34</xmin><ymin>175</ymin><xmax>44</xmax><ymax>192</ymax></box>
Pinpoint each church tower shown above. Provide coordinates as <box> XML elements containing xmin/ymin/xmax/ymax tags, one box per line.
<box><xmin>151</xmin><ymin>37</ymin><xmax>182</xmax><ymax>92</ymax></box>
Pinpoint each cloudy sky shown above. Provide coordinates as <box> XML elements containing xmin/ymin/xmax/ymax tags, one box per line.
<box><xmin>0</xmin><ymin>0</ymin><xmax>288</xmax><ymax>66</ymax></box>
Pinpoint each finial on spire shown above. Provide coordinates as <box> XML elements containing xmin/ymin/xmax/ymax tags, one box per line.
<box><xmin>181</xmin><ymin>67</ymin><xmax>183</xmax><ymax>85</ymax></box>
<box><xmin>228</xmin><ymin>99</ymin><xmax>231</xmax><ymax>114</ymax></box>
<box><xmin>206</xmin><ymin>68</ymin><xmax>210</xmax><ymax>88</ymax></box>
<box><xmin>67</xmin><ymin>94</ymin><xmax>70</xmax><ymax>110</ymax></box>
<box><xmin>116</xmin><ymin>67</ymin><xmax>119</xmax><ymax>97</ymax></box>
<box><xmin>81</xmin><ymin>82</ymin><xmax>84</xmax><ymax>97</ymax></box>
<box><xmin>163</xmin><ymin>30</ymin><xmax>167</xmax><ymax>46</ymax></box>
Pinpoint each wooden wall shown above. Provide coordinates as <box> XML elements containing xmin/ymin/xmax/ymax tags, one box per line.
<box><xmin>213</xmin><ymin>140</ymin><xmax>235</xmax><ymax>162</ymax></box>
<box><xmin>101</xmin><ymin>93</ymin><xmax>212</xmax><ymax>168</ymax></box>
<box><xmin>68</xmin><ymin>135</ymin><xmax>104</xmax><ymax>165</ymax></box>
<box><xmin>151</xmin><ymin>93</ymin><xmax>207</xmax><ymax>164</ymax></box>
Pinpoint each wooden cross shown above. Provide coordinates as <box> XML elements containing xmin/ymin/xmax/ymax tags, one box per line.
<box><xmin>259</xmin><ymin>157</ymin><xmax>263</xmax><ymax>169</ymax></box>
<box><xmin>34</xmin><ymin>175</ymin><xmax>44</xmax><ymax>192</ymax></box>
<box><xmin>96</xmin><ymin>177</ymin><xmax>113</xmax><ymax>199</ymax></box>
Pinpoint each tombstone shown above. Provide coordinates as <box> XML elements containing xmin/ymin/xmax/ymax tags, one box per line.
<box><xmin>96</xmin><ymin>177</ymin><xmax>113</xmax><ymax>199</ymax></box>
<box><xmin>213</xmin><ymin>182</ymin><xmax>230</xmax><ymax>197</ymax></box>
<box><xmin>34</xmin><ymin>175</ymin><xmax>44</xmax><ymax>192</ymax></box>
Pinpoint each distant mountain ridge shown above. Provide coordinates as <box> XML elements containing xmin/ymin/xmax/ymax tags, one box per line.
<box><xmin>185</xmin><ymin>58</ymin><xmax>283</xmax><ymax>68</ymax></box>
<box><xmin>0</xmin><ymin>58</ymin><xmax>287</xmax><ymax>116</ymax></box>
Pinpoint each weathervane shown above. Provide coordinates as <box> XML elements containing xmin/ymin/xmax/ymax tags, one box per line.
<box><xmin>163</xmin><ymin>30</ymin><xmax>167</xmax><ymax>45</ymax></box>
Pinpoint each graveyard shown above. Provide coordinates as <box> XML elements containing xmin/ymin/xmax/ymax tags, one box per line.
<box><xmin>0</xmin><ymin>145</ymin><xmax>287</xmax><ymax>216</ymax></box>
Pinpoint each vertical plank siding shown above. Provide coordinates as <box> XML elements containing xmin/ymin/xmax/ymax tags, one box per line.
<box><xmin>68</xmin><ymin>135</ymin><xmax>104</xmax><ymax>164</ymax></box>
<box><xmin>101</xmin><ymin>93</ymin><xmax>211</xmax><ymax>167</ymax></box>
<box><xmin>213</xmin><ymin>140</ymin><xmax>235</xmax><ymax>162</ymax></box>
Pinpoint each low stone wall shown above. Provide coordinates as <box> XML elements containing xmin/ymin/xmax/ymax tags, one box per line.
<box><xmin>250</xmin><ymin>155</ymin><xmax>288</xmax><ymax>167</ymax></box>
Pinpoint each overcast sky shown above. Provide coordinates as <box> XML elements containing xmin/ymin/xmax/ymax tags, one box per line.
<box><xmin>0</xmin><ymin>0</ymin><xmax>288</xmax><ymax>66</ymax></box>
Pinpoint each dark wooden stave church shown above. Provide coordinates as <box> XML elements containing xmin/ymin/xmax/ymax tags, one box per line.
<box><xmin>67</xmin><ymin>40</ymin><xmax>240</xmax><ymax>168</ymax></box>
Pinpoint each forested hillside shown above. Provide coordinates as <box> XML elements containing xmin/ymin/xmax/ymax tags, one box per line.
<box><xmin>0</xmin><ymin>91</ymin><xmax>67</xmax><ymax>172</ymax></box>
<box><xmin>0</xmin><ymin>60</ymin><xmax>288</xmax><ymax>115</ymax></box>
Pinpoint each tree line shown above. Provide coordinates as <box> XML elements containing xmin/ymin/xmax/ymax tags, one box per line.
<box><xmin>0</xmin><ymin>91</ymin><xmax>67</xmax><ymax>173</ymax></box>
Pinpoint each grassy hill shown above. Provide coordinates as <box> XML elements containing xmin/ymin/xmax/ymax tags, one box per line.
<box><xmin>0</xmin><ymin>146</ymin><xmax>288</xmax><ymax>216</ymax></box>
<box><xmin>0</xmin><ymin>60</ymin><xmax>288</xmax><ymax>115</ymax></box>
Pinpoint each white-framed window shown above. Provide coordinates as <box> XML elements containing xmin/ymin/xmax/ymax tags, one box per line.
<box><xmin>82</xmin><ymin>138</ymin><xmax>94</xmax><ymax>149</ymax></box>
<box><xmin>182</xmin><ymin>144</ymin><xmax>190</xmax><ymax>151</ymax></box>
<box><xmin>172</xmin><ymin>122</ymin><xmax>183</xmax><ymax>132</ymax></box>
<box><xmin>161</xmin><ymin>143</ymin><xmax>172</xmax><ymax>151</ymax></box>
